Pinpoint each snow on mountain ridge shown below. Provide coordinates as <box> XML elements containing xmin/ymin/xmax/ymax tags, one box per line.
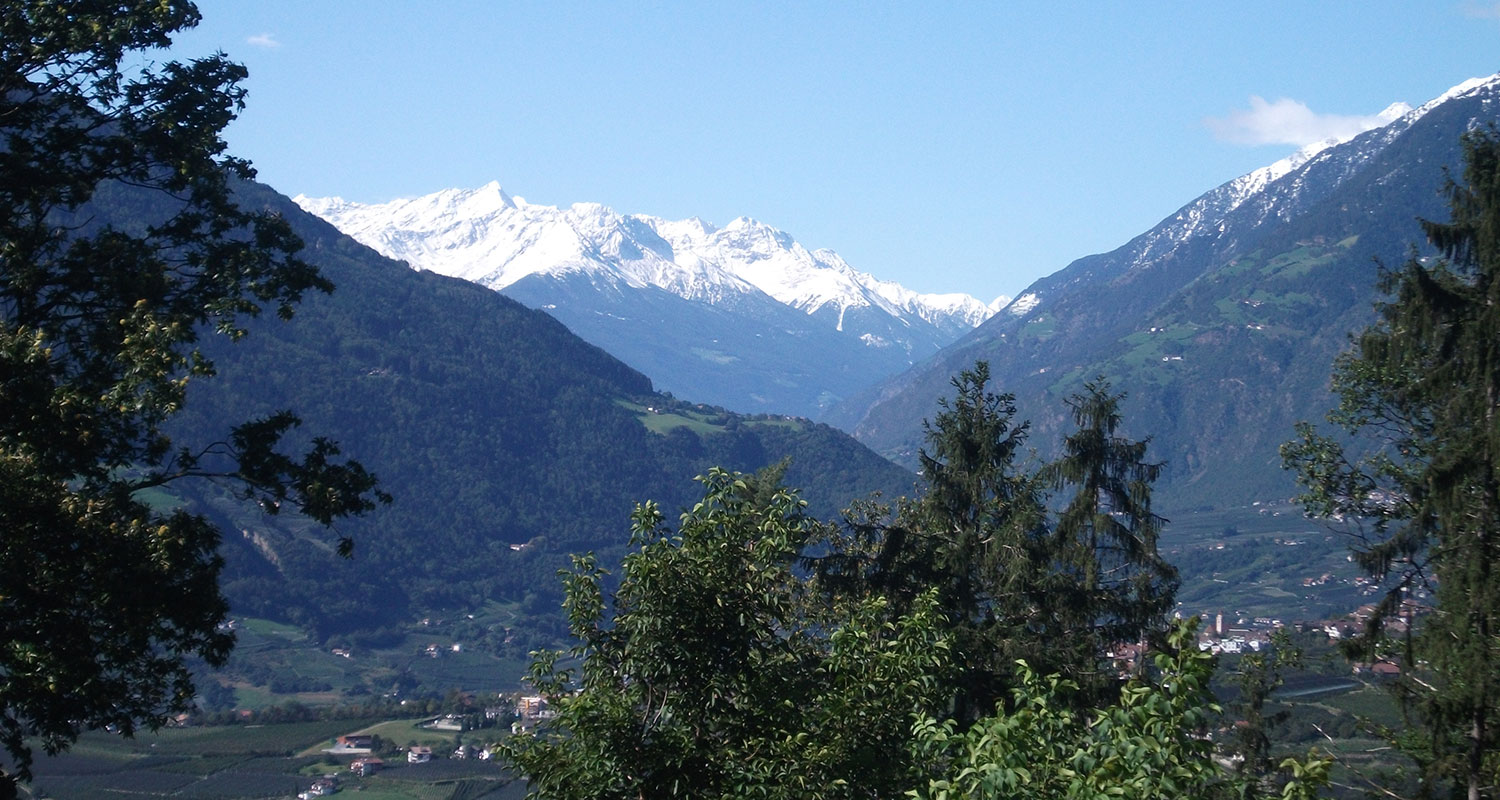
<box><xmin>992</xmin><ymin>73</ymin><xmax>1500</xmax><ymax>325</ymax></box>
<box><xmin>1221</xmin><ymin>100</ymin><xmax>1414</xmax><ymax>211</ymax></box>
<box><xmin>1410</xmin><ymin>75</ymin><xmax>1495</xmax><ymax>119</ymax></box>
<box><xmin>293</xmin><ymin>188</ymin><xmax>994</xmax><ymax>336</ymax></box>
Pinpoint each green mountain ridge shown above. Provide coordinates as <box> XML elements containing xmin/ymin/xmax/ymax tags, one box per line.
<box><xmin>830</xmin><ymin>79</ymin><xmax>1500</xmax><ymax>512</ymax></box>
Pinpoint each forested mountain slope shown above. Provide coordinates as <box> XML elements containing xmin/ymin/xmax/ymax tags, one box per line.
<box><xmin>830</xmin><ymin>75</ymin><xmax>1500</xmax><ymax>511</ymax></box>
<box><xmin>161</xmin><ymin>181</ymin><xmax>915</xmax><ymax>639</ymax></box>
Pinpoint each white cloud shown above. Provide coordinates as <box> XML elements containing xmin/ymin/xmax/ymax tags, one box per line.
<box><xmin>1205</xmin><ymin>96</ymin><xmax>1403</xmax><ymax>148</ymax></box>
<box><xmin>1461</xmin><ymin>2</ymin><xmax>1500</xmax><ymax>18</ymax></box>
<box><xmin>246</xmin><ymin>33</ymin><xmax>280</xmax><ymax>48</ymax></box>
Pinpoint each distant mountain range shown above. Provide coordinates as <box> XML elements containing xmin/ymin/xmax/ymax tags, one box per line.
<box><xmin>829</xmin><ymin>74</ymin><xmax>1500</xmax><ymax>511</ymax></box>
<box><xmin>296</xmin><ymin>187</ymin><xmax>1005</xmax><ymax>418</ymax></box>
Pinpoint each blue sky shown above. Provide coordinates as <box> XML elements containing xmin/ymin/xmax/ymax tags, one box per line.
<box><xmin>176</xmin><ymin>2</ymin><xmax>1500</xmax><ymax>302</ymax></box>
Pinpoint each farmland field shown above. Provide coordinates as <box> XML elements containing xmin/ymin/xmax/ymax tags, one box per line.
<box><xmin>21</xmin><ymin>717</ymin><xmax>520</xmax><ymax>800</ymax></box>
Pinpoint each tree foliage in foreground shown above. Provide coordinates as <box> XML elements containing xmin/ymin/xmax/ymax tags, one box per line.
<box><xmin>911</xmin><ymin>621</ymin><xmax>1329</xmax><ymax>800</ymax></box>
<box><xmin>502</xmin><ymin>468</ymin><xmax>951</xmax><ymax>799</ymax></box>
<box><xmin>505</xmin><ymin>468</ymin><xmax>1329</xmax><ymax>799</ymax></box>
<box><xmin>0</xmin><ymin>1</ymin><xmax>386</xmax><ymax>790</ymax></box>
<box><xmin>1284</xmin><ymin>128</ymin><xmax>1500</xmax><ymax>800</ymax></box>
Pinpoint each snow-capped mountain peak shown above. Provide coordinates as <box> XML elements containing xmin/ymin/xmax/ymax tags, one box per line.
<box><xmin>294</xmin><ymin>186</ymin><xmax>1001</xmax><ymax>417</ymax></box>
<box><xmin>294</xmin><ymin>187</ymin><xmax>994</xmax><ymax>337</ymax></box>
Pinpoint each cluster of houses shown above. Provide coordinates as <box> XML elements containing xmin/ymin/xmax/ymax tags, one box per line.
<box><xmin>326</xmin><ymin>726</ymin><xmax>507</xmax><ymax>779</ymax></box>
<box><xmin>1184</xmin><ymin>603</ymin><xmax>1415</xmax><ymax>679</ymax></box>
<box><xmin>512</xmin><ymin>694</ymin><xmax>555</xmax><ymax>734</ymax></box>
<box><xmin>402</xmin><ymin>742</ymin><xmax>497</xmax><ymax>762</ymax></box>
<box><xmin>1300</xmin><ymin>571</ymin><xmax>1390</xmax><ymax>599</ymax></box>
<box><xmin>1192</xmin><ymin>612</ymin><xmax>1273</xmax><ymax>655</ymax></box>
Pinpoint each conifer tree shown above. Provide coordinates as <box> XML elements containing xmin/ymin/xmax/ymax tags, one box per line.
<box><xmin>906</xmin><ymin>363</ymin><xmax>1050</xmax><ymax>719</ymax></box>
<box><xmin>1284</xmin><ymin>128</ymin><xmax>1500</xmax><ymax>800</ymax></box>
<box><xmin>1043</xmin><ymin>380</ymin><xmax>1178</xmax><ymax>700</ymax></box>
<box><xmin>813</xmin><ymin>366</ymin><xmax>1174</xmax><ymax>719</ymax></box>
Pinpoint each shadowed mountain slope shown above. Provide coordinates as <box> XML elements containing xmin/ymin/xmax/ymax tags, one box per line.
<box><xmin>160</xmin><ymin>182</ymin><xmax>914</xmax><ymax>637</ymax></box>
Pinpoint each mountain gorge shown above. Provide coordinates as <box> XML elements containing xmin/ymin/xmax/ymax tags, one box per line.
<box><xmin>830</xmin><ymin>75</ymin><xmax>1500</xmax><ymax>511</ymax></box>
<box><xmin>295</xmin><ymin>187</ymin><xmax>1002</xmax><ymax>418</ymax></box>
